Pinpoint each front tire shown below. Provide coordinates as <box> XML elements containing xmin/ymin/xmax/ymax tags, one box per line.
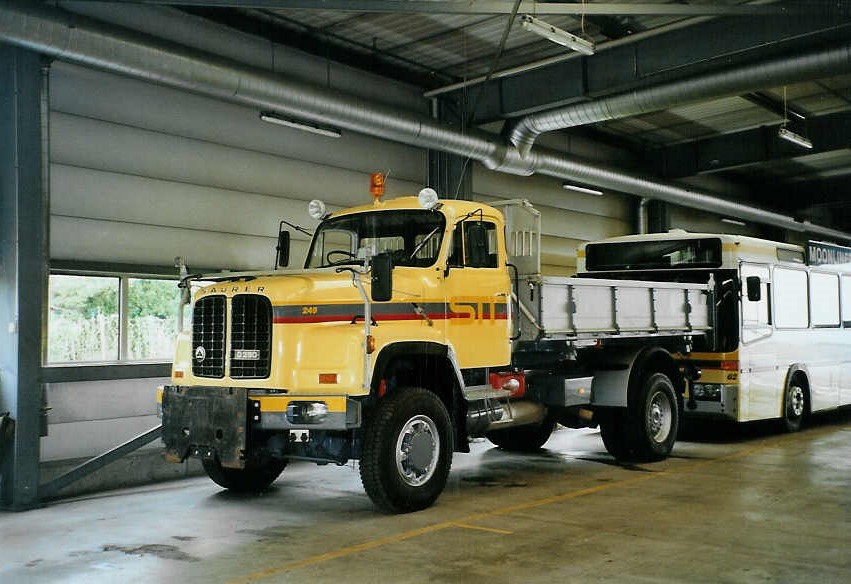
<box><xmin>202</xmin><ymin>457</ymin><xmax>286</xmax><ymax>493</ymax></box>
<box><xmin>360</xmin><ymin>388</ymin><xmax>453</xmax><ymax>513</ymax></box>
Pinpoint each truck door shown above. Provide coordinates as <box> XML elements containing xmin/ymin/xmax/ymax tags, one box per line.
<box><xmin>444</xmin><ymin>218</ymin><xmax>511</xmax><ymax>368</ymax></box>
<box><xmin>739</xmin><ymin>262</ymin><xmax>777</xmax><ymax>420</ymax></box>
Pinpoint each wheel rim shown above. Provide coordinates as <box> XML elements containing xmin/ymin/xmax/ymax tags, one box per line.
<box><xmin>788</xmin><ymin>385</ymin><xmax>805</xmax><ymax>419</ymax></box>
<box><xmin>647</xmin><ymin>389</ymin><xmax>673</xmax><ymax>443</ymax></box>
<box><xmin>395</xmin><ymin>414</ymin><xmax>440</xmax><ymax>487</ymax></box>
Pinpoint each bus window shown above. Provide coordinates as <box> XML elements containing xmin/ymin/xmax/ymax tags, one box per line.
<box><xmin>774</xmin><ymin>267</ymin><xmax>809</xmax><ymax>329</ymax></box>
<box><xmin>741</xmin><ymin>264</ymin><xmax>771</xmax><ymax>343</ymax></box>
<box><xmin>811</xmin><ymin>272</ymin><xmax>840</xmax><ymax>328</ymax></box>
<box><xmin>842</xmin><ymin>275</ymin><xmax>851</xmax><ymax>327</ymax></box>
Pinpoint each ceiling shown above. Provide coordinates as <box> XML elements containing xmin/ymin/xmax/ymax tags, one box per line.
<box><xmin>72</xmin><ymin>1</ymin><xmax>851</xmax><ymax>237</ymax></box>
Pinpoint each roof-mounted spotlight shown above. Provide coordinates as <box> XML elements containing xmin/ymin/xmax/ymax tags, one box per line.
<box><xmin>520</xmin><ymin>14</ymin><xmax>595</xmax><ymax>56</ymax></box>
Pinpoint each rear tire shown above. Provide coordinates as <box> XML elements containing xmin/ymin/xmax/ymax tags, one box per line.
<box><xmin>781</xmin><ymin>382</ymin><xmax>807</xmax><ymax>433</ymax></box>
<box><xmin>486</xmin><ymin>419</ymin><xmax>556</xmax><ymax>452</ymax></box>
<box><xmin>627</xmin><ymin>372</ymin><xmax>679</xmax><ymax>462</ymax></box>
<box><xmin>599</xmin><ymin>409</ymin><xmax>631</xmax><ymax>460</ymax></box>
<box><xmin>360</xmin><ymin>388</ymin><xmax>453</xmax><ymax>514</ymax></box>
<box><xmin>202</xmin><ymin>457</ymin><xmax>286</xmax><ymax>493</ymax></box>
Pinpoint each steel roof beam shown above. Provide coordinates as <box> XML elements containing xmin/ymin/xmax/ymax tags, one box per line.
<box><xmin>441</xmin><ymin>15</ymin><xmax>851</xmax><ymax>123</ymax></box>
<box><xmin>647</xmin><ymin>110</ymin><xmax>851</xmax><ymax>178</ymax></box>
<box><xmin>58</xmin><ymin>1</ymin><xmax>830</xmax><ymax>17</ymax></box>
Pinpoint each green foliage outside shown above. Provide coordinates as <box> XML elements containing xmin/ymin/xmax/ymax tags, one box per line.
<box><xmin>48</xmin><ymin>275</ymin><xmax>180</xmax><ymax>363</ymax></box>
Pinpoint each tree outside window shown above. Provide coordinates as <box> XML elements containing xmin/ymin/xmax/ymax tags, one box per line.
<box><xmin>48</xmin><ymin>274</ymin><xmax>180</xmax><ymax>364</ymax></box>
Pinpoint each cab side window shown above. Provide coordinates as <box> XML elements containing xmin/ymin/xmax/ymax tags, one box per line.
<box><xmin>448</xmin><ymin>221</ymin><xmax>499</xmax><ymax>268</ymax></box>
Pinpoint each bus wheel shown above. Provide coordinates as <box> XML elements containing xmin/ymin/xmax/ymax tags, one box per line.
<box><xmin>627</xmin><ymin>372</ymin><xmax>679</xmax><ymax>462</ymax></box>
<box><xmin>360</xmin><ymin>388</ymin><xmax>453</xmax><ymax>513</ymax></box>
<box><xmin>202</xmin><ymin>457</ymin><xmax>286</xmax><ymax>493</ymax></box>
<box><xmin>781</xmin><ymin>383</ymin><xmax>807</xmax><ymax>433</ymax></box>
<box><xmin>486</xmin><ymin>419</ymin><xmax>556</xmax><ymax>452</ymax></box>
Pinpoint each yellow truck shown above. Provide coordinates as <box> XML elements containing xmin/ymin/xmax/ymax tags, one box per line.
<box><xmin>159</xmin><ymin>183</ymin><xmax>710</xmax><ymax>513</ymax></box>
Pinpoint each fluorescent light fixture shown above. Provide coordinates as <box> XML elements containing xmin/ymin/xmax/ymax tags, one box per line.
<box><xmin>721</xmin><ymin>218</ymin><xmax>746</xmax><ymax>227</ymax></box>
<box><xmin>521</xmin><ymin>14</ymin><xmax>595</xmax><ymax>56</ymax></box>
<box><xmin>260</xmin><ymin>111</ymin><xmax>342</xmax><ymax>138</ymax></box>
<box><xmin>563</xmin><ymin>183</ymin><xmax>603</xmax><ymax>196</ymax></box>
<box><xmin>778</xmin><ymin>126</ymin><xmax>812</xmax><ymax>149</ymax></box>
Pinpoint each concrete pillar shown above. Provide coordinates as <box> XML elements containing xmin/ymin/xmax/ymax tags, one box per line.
<box><xmin>427</xmin><ymin>98</ymin><xmax>472</xmax><ymax>200</ymax></box>
<box><xmin>647</xmin><ymin>200</ymin><xmax>671</xmax><ymax>233</ymax></box>
<box><xmin>0</xmin><ymin>44</ymin><xmax>48</xmax><ymax>510</ymax></box>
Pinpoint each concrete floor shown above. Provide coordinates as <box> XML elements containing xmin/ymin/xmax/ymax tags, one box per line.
<box><xmin>2</xmin><ymin>410</ymin><xmax>850</xmax><ymax>584</ymax></box>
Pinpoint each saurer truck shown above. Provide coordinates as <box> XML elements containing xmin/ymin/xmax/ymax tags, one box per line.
<box><xmin>159</xmin><ymin>182</ymin><xmax>711</xmax><ymax>513</ymax></box>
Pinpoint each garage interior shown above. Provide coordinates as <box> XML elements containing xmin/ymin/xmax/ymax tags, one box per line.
<box><xmin>1</xmin><ymin>0</ymin><xmax>850</xmax><ymax>581</ymax></box>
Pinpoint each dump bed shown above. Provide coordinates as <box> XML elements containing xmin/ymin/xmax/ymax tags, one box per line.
<box><xmin>517</xmin><ymin>276</ymin><xmax>711</xmax><ymax>342</ymax></box>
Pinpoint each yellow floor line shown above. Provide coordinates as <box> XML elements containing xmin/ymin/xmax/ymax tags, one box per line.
<box><xmin>229</xmin><ymin>427</ymin><xmax>839</xmax><ymax>583</ymax></box>
<box><xmin>452</xmin><ymin>522</ymin><xmax>514</xmax><ymax>535</ymax></box>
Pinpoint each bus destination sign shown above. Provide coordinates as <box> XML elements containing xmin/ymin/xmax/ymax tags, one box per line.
<box><xmin>807</xmin><ymin>240</ymin><xmax>851</xmax><ymax>266</ymax></box>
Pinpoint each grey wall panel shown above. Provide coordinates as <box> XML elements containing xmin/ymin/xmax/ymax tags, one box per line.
<box><xmin>52</xmin><ymin>164</ymin><xmax>323</xmax><ymax>240</ymax></box>
<box><xmin>45</xmin><ymin>378</ymin><xmax>167</xmax><ymax>425</ymax></box>
<box><xmin>41</xmin><ymin>415</ymin><xmax>162</xmax><ymax>462</ymax></box>
<box><xmin>472</xmin><ymin>163</ymin><xmax>632</xmax><ymax>221</ymax></box>
<box><xmin>669</xmin><ymin>206</ymin><xmax>754</xmax><ymax>236</ymax></box>
<box><xmin>51</xmin><ymin>216</ymin><xmax>307</xmax><ymax>270</ymax></box>
<box><xmin>476</xmin><ymin>193</ymin><xmax>629</xmax><ymax>241</ymax></box>
<box><xmin>538</xmin><ymin>205</ymin><xmax>628</xmax><ymax>242</ymax></box>
<box><xmin>50</xmin><ymin>63</ymin><xmax>426</xmax><ymax>183</ymax></box>
<box><xmin>51</xmin><ymin>113</ymin><xmax>422</xmax><ymax>206</ymax></box>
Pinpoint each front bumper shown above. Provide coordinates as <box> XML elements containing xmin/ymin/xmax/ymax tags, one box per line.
<box><xmin>159</xmin><ymin>385</ymin><xmax>362</xmax><ymax>467</ymax></box>
<box><xmin>684</xmin><ymin>383</ymin><xmax>738</xmax><ymax>419</ymax></box>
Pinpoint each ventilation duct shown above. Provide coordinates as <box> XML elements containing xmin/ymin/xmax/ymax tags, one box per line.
<box><xmin>509</xmin><ymin>42</ymin><xmax>851</xmax><ymax>155</ymax></box>
<box><xmin>0</xmin><ymin>3</ymin><xmax>848</xmax><ymax>242</ymax></box>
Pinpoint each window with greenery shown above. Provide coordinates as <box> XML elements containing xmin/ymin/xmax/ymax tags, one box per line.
<box><xmin>48</xmin><ymin>274</ymin><xmax>180</xmax><ymax>364</ymax></box>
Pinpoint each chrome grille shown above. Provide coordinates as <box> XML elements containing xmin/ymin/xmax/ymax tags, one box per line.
<box><xmin>192</xmin><ymin>295</ymin><xmax>226</xmax><ymax>378</ymax></box>
<box><xmin>230</xmin><ymin>295</ymin><xmax>272</xmax><ymax>379</ymax></box>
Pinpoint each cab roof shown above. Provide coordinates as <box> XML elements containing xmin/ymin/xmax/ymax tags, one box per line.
<box><xmin>330</xmin><ymin>196</ymin><xmax>503</xmax><ymax>223</ymax></box>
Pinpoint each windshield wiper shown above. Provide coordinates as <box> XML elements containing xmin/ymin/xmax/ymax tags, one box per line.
<box><xmin>409</xmin><ymin>226</ymin><xmax>441</xmax><ymax>260</ymax></box>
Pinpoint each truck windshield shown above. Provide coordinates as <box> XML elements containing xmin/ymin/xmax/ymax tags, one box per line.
<box><xmin>305</xmin><ymin>210</ymin><xmax>446</xmax><ymax>269</ymax></box>
<box><xmin>585</xmin><ymin>238</ymin><xmax>722</xmax><ymax>271</ymax></box>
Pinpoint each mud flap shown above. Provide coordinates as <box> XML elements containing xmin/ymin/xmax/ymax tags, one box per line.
<box><xmin>161</xmin><ymin>386</ymin><xmax>248</xmax><ymax>468</ymax></box>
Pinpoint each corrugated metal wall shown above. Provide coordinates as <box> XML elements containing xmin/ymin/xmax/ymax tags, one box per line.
<box><xmin>49</xmin><ymin>62</ymin><xmax>427</xmax><ymax>272</ymax></box>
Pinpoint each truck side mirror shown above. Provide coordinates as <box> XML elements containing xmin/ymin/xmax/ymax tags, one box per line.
<box><xmin>371</xmin><ymin>253</ymin><xmax>393</xmax><ymax>302</ymax></box>
<box><xmin>276</xmin><ymin>230</ymin><xmax>291</xmax><ymax>268</ymax></box>
<box><xmin>746</xmin><ymin>275</ymin><xmax>761</xmax><ymax>302</ymax></box>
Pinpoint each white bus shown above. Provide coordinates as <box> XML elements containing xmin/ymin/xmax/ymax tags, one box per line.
<box><xmin>577</xmin><ymin>232</ymin><xmax>851</xmax><ymax>431</ymax></box>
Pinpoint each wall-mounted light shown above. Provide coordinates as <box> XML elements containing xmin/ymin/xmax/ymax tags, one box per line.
<box><xmin>721</xmin><ymin>218</ymin><xmax>746</xmax><ymax>227</ymax></box>
<box><xmin>777</xmin><ymin>126</ymin><xmax>812</xmax><ymax>150</ymax></box>
<box><xmin>259</xmin><ymin>111</ymin><xmax>342</xmax><ymax>138</ymax></box>
<box><xmin>562</xmin><ymin>183</ymin><xmax>603</xmax><ymax>196</ymax></box>
<box><xmin>520</xmin><ymin>15</ymin><xmax>595</xmax><ymax>56</ymax></box>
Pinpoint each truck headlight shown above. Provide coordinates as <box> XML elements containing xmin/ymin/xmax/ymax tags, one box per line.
<box><xmin>286</xmin><ymin>401</ymin><xmax>330</xmax><ymax>424</ymax></box>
